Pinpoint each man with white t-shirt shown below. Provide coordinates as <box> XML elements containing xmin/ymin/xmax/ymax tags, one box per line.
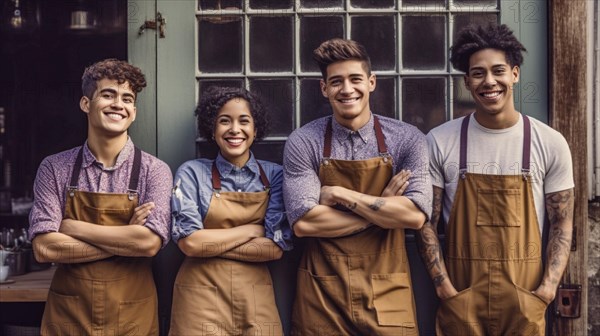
<box><xmin>418</xmin><ymin>24</ymin><xmax>574</xmax><ymax>336</ymax></box>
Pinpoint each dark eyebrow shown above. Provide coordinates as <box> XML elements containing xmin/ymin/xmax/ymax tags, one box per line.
<box><xmin>99</xmin><ymin>88</ymin><xmax>117</xmax><ymax>94</ymax></box>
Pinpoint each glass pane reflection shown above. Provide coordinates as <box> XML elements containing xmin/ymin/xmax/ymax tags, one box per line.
<box><xmin>402</xmin><ymin>77</ymin><xmax>446</xmax><ymax>134</ymax></box>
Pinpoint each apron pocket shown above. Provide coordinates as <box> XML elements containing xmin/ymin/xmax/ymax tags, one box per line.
<box><xmin>42</xmin><ymin>290</ymin><xmax>88</xmax><ymax>335</ymax></box>
<box><xmin>436</xmin><ymin>287</ymin><xmax>473</xmax><ymax>336</ymax></box>
<box><xmin>252</xmin><ymin>284</ymin><xmax>282</xmax><ymax>331</ymax></box>
<box><xmin>371</xmin><ymin>272</ymin><xmax>416</xmax><ymax>328</ymax></box>
<box><xmin>515</xmin><ymin>285</ymin><xmax>548</xmax><ymax>321</ymax></box>
<box><xmin>476</xmin><ymin>188</ymin><xmax>521</xmax><ymax>226</ymax></box>
<box><xmin>171</xmin><ymin>284</ymin><xmax>219</xmax><ymax>332</ymax></box>
<box><xmin>83</xmin><ymin>205</ymin><xmax>133</xmax><ymax>226</ymax></box>
<box><xmin>119</xmin><ymin>295</ymin><xmax>157</xmax><ymax>336</ymax></box>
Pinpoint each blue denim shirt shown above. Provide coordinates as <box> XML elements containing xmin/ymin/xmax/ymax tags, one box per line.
<box><xmin>171</xmin><ymin>152</ymin><xmax>292</xmax><ymax>251</ymax></box>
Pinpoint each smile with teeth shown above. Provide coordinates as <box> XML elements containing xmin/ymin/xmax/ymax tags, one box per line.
<box><xmin>338</xmin><ymin>97</ymin><xmax>360</xmax><ymax>104</ymax></box>
<box><xmin>480</xmin><ymin>91</ymin><xmax>502</xmax><ymax>99</ymax></box>
<box><xmin>105</xmin><ymin>112</ymin><xmax>125</xmax><ymax>121</ymax></box>
<box><xmin>225</xmin><ymin>138</ymin><xmax>245</xmax><ymax>145</ymax></box>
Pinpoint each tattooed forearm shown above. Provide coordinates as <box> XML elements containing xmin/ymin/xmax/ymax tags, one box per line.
<box><xmin>417</xmin><ymin>186</ymin><xmax>447</xmax><ymax>287</ymax></box>
<box><xmin>368</xmin><ymin>198</ymin><xmax>385</xmax><ymax>211</ymax></box>
<box><xmin>543</xmin><ymin>189</ymin><xmax>574</xmax><ymax>287</ymax></box>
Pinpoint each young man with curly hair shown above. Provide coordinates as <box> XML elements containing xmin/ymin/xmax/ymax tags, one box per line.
<box><xmin>283</xmin><ymin>38</ymin><xmax>431</xmax><ymax>335</ymax></box>
<box><xmin>419</xmin><ymin>24</ymin><xmax>574</xmax><ymax>335</ymax></box>
<box><xmin>29</xmin><ymin>59</ymin><xmax>172</xmax><ymax>335</ymax></box>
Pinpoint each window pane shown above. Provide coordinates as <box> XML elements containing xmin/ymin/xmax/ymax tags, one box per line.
<box><xmin>249</xmin><ymin>79</ymin><xmax>294</xmax><ymax>136</ymax></box>
<box><xmin>452</xmin><ymin>76</ymin><xmax>475</xmax><ymax>119</ymax></box>
<box><xmin>370</xmin><ymin>77</ymin><xmax>396</xmax><ymax>119</ymax></box>
<box><xmin>250</xmin><ymin>16</ymin><xmax>293</xmax><ymax>72</ymax></box>
<box><xmin>454</xmin><ymin>0</ymin><xmax>498</xmax><ymax>8</ymax></box>
<box><xmin>351</xmin><ymin>16</ymin><xmax>396</xmax><ymax>71</ymax></box>
<box><xmin>300</xmin><ymin>16</ymin><xmax>344</xmax><ymax>73</ymax></box>
<box><xmin>199</xmin><ymin>79</ymin><xmax>244</xmax><ymax>98</ymax></box>
<box><xmin>300</xmin><ymin>0</ymin><xmax>343</xmax><ymax>8</ymax></box>
<box><xmin>300</xmin><ymin>78</ymin><xmax>331</xmax><ymax>126</ymax></box>
<box><xmin>250</xmin><ymin>141</ymin><xmax>286</xmax><ymax>164</ymax></box>
<box><xmin>198</xmin><ymin>18</ymin><xmax>243</xmax><ymax>73</ymax></box>
<box><xmin>199</xmin><ymin>0</ymin><xmax>242</xmax><ymax>11</ymax></box>
<box><xmin>452</xmin><ymin>13</ymin><xmax>498</xmax><ymax>45</ymax></box>
<box><xmin>250</xmin><ymin>0</ymin><xmax>293</xmax><ymax>10</ymax></box>
<box><xmin>402</xmin><ymin>0</ymin><xmax>444</xmax><ymax>6</ymax></box>
<box><xmin>402</xmin><ymin>78</ymin><xmax>446</xmax><ymax>134</ymax></box>
<box><xmin>351</xmin><ymin>0</ymin><xmax>394</xmax><ymax>9</ymax></box>
<box><xmin>402</xmin><ymin>16</ymin><xmax>445</xmax><ymax>70</ymax></box>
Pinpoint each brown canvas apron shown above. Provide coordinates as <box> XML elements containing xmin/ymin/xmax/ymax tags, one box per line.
<box><xmin>169</xmin><ymin>161</ymin><xmax>283</xmax><ymax>336</ymax></box>
<box><xmin>41</xmin><ymin>147</ymin><xmax>159</xmax><ymax>336</ymax></box>
<box><xmin>291</xmin><ymin>116</ymin><xmax>419</xmax><ymax>336</ymax></box>
<box><xmin>436</xmin><ymin>115</ymin><xmax>548</xmax><ymax>336</ymax></box>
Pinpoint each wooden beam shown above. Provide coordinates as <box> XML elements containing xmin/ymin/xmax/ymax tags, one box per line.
<box><xmin>548</xmin><ymin>0</ymin><xmax>589</xmax><ymax>335</ymax></box>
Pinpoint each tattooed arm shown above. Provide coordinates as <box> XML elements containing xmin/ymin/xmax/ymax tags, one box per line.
<box><xmin>417</xmin><ymin>186</ymin><xmax>458</xmax><ymax>299</ymax></box>
<box><xmin>318</xmin><ymin>183</ymin><xmax>425</xmax><ymax>230</ymax></box>
<box><xmin>534</xmin><ymin>188</ymin><xmax>574</xmax><ymax>303</ymax></box>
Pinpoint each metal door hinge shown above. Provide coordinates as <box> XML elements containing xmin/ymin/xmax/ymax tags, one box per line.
<box><xmin>554</xmin><ymin>284</ymin><xmax>582</xmax><ymax>318</ymax></box>
<box><xmin>138</xmin><ymin>12</ymin><xmax>166</xmax><ymax>38</ymax></box>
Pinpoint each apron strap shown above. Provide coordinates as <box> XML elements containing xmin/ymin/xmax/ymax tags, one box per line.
<box><xmin>459</xmin><ymin>113</ymin><xmax>532</xmax><ymax>178</ymax></box>
<box><xmin>68</xmin><ymin>146</ymin><xmax>142</xmax><ymax>198</ymax></box>
<box><xmin>323</xmin><ymin>115</ymin><xmax>389</xmax><ymax>158</ymax></box>
<box><xmin>68</xmin><ymin>147</ymin><xmax>85</xmax><ymax>191</ymax></box>
<box><xmin>211</xmin><ymin>161</ymin><xmax>270</xmax><ymax>192</ymax></box>
<box><xmin>128</xmin><ymin>147</ymin><xmax>143</xmax><ymax>193</ymax></box>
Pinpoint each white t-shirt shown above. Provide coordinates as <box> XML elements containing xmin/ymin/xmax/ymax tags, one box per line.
<box><xmin>427</xmin><ymin>113</ymin><xmax>574</xmax><ymax>235</ymax></box>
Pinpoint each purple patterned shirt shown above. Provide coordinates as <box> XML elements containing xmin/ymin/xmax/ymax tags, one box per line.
<box><xmin>29</xmin><ymin>138</ymin><xmax>173</xmax><ymax>247</ymax></box>
<box><xmin>283</xmin><ymin>114</ymin><xmax>432</xmax><ymax>226</ymax></box>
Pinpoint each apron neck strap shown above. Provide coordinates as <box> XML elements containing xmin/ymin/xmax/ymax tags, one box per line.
<box><xmin>211</xmin><ymin>160</ymin><xmax>270</xmax><ymax>192</ymax></box>
<box><xmin>459</xmin><ymin>113</ymin><xmax>532</xmax><ymax>177</ymax></box>
<box><xmin>68</xmin><ymin>146</ymin><xmax>142</xmax><ymax>194</ymax></box>
<box><xmin>323</xmin><ymin>115</ymin><xmax>389</xmax><ymax>158</ymax></box>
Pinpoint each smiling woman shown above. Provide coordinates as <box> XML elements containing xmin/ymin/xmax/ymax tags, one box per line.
<box><xmin>168</xmin><ymin>86</ymin><xmax>292</xmax><ymax>335</ymax></box>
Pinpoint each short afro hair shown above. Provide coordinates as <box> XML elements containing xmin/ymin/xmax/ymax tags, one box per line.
<box><xmin>196</xmin><ymin>86</ymin><xmax>270</xmax><ymax>141</ymax></box>
<box><xmin>313</xmin><ymin>38</ymin><xmax>372</xmax><ymax>79</ymax></box>
<box><xmin>450</xmin><ymin>23</ymin><xmax>527</xmax><ymax>73</ymax></box>
<box><xmin>82</xmin><ymin>58</ymin><xmax>146</xmax><ymax>99</ymax></box>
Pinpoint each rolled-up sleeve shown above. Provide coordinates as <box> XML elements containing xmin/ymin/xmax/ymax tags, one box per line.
<box><xmin>141</xmin><ymin>159</ymin><xmax>173</xmax><ymax>247</ymax></box>
<box><xmin>263</xmin><ymin>165</ymin><xmax>293</xmax><ymax>251</ymax></box>
<box><xmin>282</xmin><ymin>131</ymin><xmax>322</xmax><ymax>226</ymax></box>
<box><xmin>28</xmin><ymin>159</ymin><xmax>64</xmax><ymax>241</ymax></box>
<box><xmin>397</xmin><ymin>130</ymin><xmax>432</xmax><ymax>222</ymax></box>
<box><xmin>171</xmin><ymin>162</ymin><xmax>206</xmax><ymax>243</ymax></box>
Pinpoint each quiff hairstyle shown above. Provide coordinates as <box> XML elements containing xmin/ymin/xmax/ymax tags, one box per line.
<box><xmin>196</xmin><ymin>86</ymin><xmax>270</xmax><ymax>141</ymax></box>
<box><xmin>81</xmin><ymin>59</ymin><xmax>147</xmax><ymax>99</ymax></box>
<box><xmin>450</xmin><ymin>23</ymin><xmax>527</xmax><ymax>73</ymax></box>
<box><xmin>313</xmin><ymin>38</ymin><xmax>372</xmax><ymax>79</ymax></box>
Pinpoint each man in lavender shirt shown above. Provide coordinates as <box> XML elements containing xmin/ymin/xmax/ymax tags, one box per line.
<box><xmin>29</xmin><ymin>59</ymin><xmax>171</xmax><ymax>335</ymax></box>
<box><xmin>283</xmin><ymin>39</ymin><xmax>431</xmax><ymax>335</ymax></box>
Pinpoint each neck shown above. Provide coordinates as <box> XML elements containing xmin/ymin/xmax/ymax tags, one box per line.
<box><xmin>473</xmin><ymin>108</ymin><xmax>520</xmax><ymax>129</ymax></box>
<box><xmin>222</xmin><ymin>152</ymin><xmax>250</xmax><ymax>168</ymax></box>
<box><xmin>87</xmin><ymin>133</ymin><xmax>128</xmax><ymax>168</ymax></box>
<box><xmin>334</xmin><ymin>110</ymin><xmax>371</xmax><ymax>132</ymax></box>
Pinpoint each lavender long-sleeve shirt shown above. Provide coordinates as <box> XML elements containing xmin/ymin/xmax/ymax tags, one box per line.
<box><xmin>283</xmin><ymin>114</ymin><xmax>432</xmax><ymax>226</ymax></box>
<box><xmin>29</xmin><ymin>138</ymin><xmax>173</xmax><ymax>247</ymax></box>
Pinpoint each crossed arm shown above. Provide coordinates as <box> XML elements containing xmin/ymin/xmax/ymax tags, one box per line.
<box><xmin>293</xmin><ymin>170</ymin><xmax>423</xmax><ymax>238</ymax></box>
<box><xmin>33</xmin><ymin>203</ymin><xmax>160</xmax><ymax>263</ymax></box>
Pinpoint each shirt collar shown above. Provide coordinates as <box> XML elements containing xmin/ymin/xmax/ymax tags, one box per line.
<box><xmin>215</xmin><ymin>151</ymin><xmax>260</xmax><ymax>178</ymax></box>
<box><xmin>331</xmin><ymin>114</ymin><xmax>373</xmax><ymax>145</ymax></box>
<box><xmin>82</xmin><ymin>137</ymin><xmax>134</xmax><ymax>170</ymax></box>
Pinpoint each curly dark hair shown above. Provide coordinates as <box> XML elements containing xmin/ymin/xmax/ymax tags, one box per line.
<box><xmin>82</xmin><ymin>58</ymin><xmax>147</xmax><ymax>99</ymax></box>
<box><xmin>450</xmin><ymin>23</ymin><xmax>527</xmax><ymax>73</ymax></box>
<box><xmin>196</xmin><ymin>86</ymin><xmax>270</xmax><ymax>141</ymax></box>
<box><xmin>313</xmin><ymin>38</ymin><xmax>372</xmax><ymax>79</ymax></box>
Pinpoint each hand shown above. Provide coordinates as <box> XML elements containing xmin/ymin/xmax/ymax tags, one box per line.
<box><xmin>436</xmin><ymin>279</ymin><xmax>459</xmax><ymax>300</ymax></box>
<box><xmin>240</xmin><ymin>224</ymin><xmax>265</xmax><ymax>239</ymax></box>
<box><xmin>129</xmin><ymin>202</ymin><xmax>155</xmax><ymax>225</ymax></box>
<box><xmin>381</xmin><ymin>170</ymin><xmax>410</xmax><ymax>197</ymax></box>
<box><xmin>319</xmin><ymin>185</ymin><xmax>341</xmax><ymax>207</ymax></box>
<box><xmin>59</xmin><ymin>218</ymin><xmax>77</xmax><ymax>234</ymax></box>
<box><xmin>533</xmin><ymin>283</ymin><xmax>556</xmax><ymax>304</ymax></box>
